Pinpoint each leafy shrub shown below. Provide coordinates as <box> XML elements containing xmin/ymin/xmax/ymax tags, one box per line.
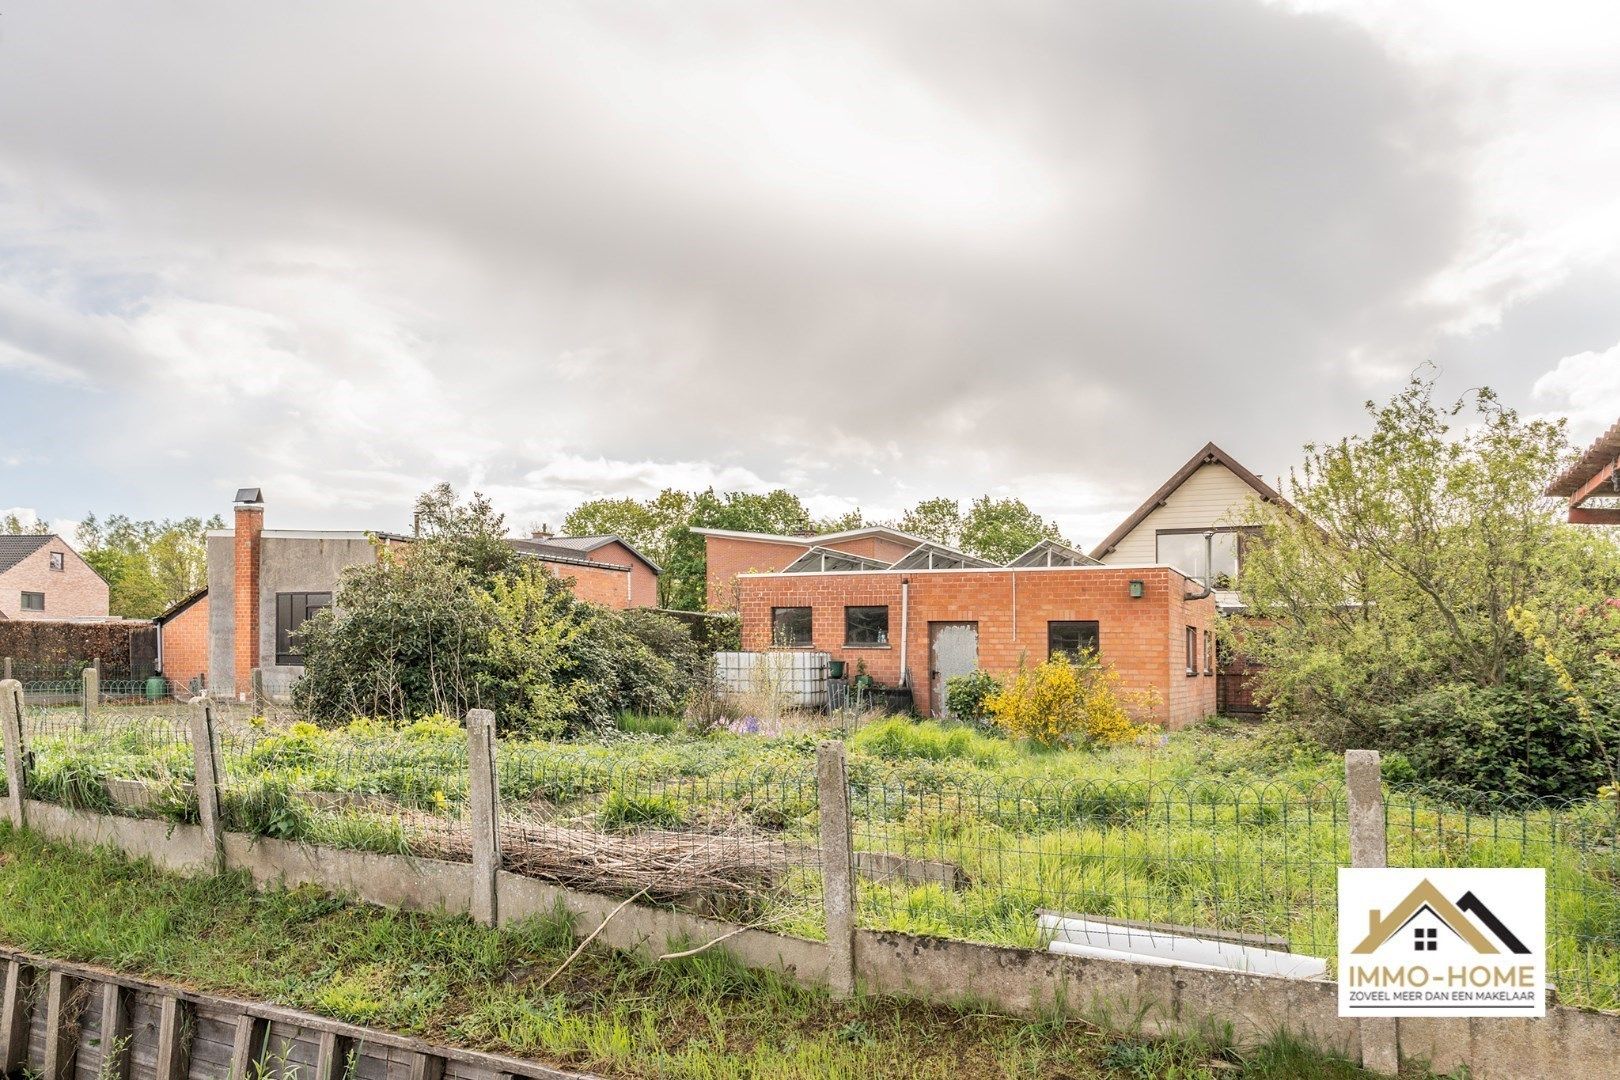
<box><xmin>1377</xmin><ymin>661</ymin><xmax>1620</xmax><ymax>803</ymax></box>
<box><xmin>985</xmin><ymin>653</ymin><xmax>1154</xmax><ymax>748</ymax></box>
<box><xmin>944</xmin><ymin>671</ymin><xmax>1002</xmax><ymax>730</ymax></box>
<box><xmin>851</xmin><ymin>718</ymin><xmax>1012</xmax><ymax>766</ymax></box>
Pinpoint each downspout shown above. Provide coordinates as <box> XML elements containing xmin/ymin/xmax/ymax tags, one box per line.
<box><xmin>899</xmin><ymin>576</ymin><xmax>911</xmax><ymax>688</ymax></box>
<box><xmin>1183</xmin><ymin>529</ymin><xmax>1215</xmax><ymax>601</ymax></box>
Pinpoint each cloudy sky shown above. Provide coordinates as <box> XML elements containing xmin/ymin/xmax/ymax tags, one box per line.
<box><xmin>3</xmin><ymin>1</ymin><xmax>1620</xmax><ymax>547</ymax></box>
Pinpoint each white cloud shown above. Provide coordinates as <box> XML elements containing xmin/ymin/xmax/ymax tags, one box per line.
<box><xmin>1532</xmin><ymin>344</ymin><xmax>1620</xmax><ymax>444</ymax></box>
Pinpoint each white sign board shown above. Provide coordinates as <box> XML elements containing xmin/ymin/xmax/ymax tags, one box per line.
<box><xmin>1338</xmin><ymin>868</ymin><xmax>1545</xmax><ymax>1018</ymax></box>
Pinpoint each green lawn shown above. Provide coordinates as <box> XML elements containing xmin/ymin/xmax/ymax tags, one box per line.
<box><xmin>0</xmin><ymin>826</ymin><xmax>1397</xmax><ymax>1080</ymax></box>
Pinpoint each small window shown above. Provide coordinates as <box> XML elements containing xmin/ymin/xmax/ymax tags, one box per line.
<box><xmin>771</xmin><ymin>607</ymin><xmax>813</xmax><ymax>647</ymax></box>
<box><xmin>48</xmin><ymin>551</ymin><xmax>65</xmax><ymax>572</ymax></box>
<box><xmin>1203</xmin><ymin>630</ymin><xmax>1214</xmax><ymax>676</ymax></box>
<box><xmin>275</xmin><ymin>592</ymin><xmax>332</xmax><ymax>666</ymax></box>
<box><xmin>1186</xmin><ymin>626</ymin><xmax>1198</xmax><ymax>676</ymax></box>
<box><xmin>1048</xmin><ymin>620</ymin><xmax>1100</xmax><ymax>660</ymax></box>
<box><xmin>20</xmin><ymin>591</ymin><xmax>44</xmax><ymax>612</ymax></box>
<box><xmin>844</xmin><ymin>606</ymin><xmax>889</xmax><ymax>646</ymax></box>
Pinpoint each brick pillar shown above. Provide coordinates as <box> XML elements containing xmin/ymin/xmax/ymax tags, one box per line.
<box><xmin>233</xmin><ymin>501</ymin><xmax>264</xmax><ymax>695</ymax></box>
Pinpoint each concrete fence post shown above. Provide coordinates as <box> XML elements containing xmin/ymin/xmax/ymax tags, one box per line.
<box><xmin>81</xmin><ymin>665</ymin><xmax>99</xmax><ymax>731</ymax></box>
<box><xmin>816</xmin><ymin>741</ymin><xmax>857</xmax><ymax>998</ymax></box>
<box><xmin>1</xmin><ymin>658</ymin><xmax>10</xmax><ymax>682</ymax></box>
<box><xmin>466</xmin><ymin>709</ymin><xmax>501</xmax><ymax>927</ymax></box>
<box><xmin>1</xmin><ymin>680</ymin><xmax>26</xmax><ymax>828</ymax></box>
<box><xmin>189</xmin><ymin>698</ymin><xmax>226</xmax><ymax>875</ymax></box>
<box><xmin>250</xmin><ymin>669</ymin><xmax>267</xmax><ymax>714</ymax></box>
<box><xmin>1346</xmin><ymin>749</ymin><xmax>1398</xmax><ymax>1076</ymax></box>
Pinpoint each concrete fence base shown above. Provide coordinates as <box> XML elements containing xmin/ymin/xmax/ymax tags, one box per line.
<box><xmin>11</xmin><ymin>799</ymin><xmax>1620</xmax><ymax>1079</ymax></box>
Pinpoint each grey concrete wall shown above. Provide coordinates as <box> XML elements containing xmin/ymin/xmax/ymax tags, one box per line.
<box><xmin>223</xmin><ymin>834</ymin><xmax>474</xmax><ymax>915</ymax></box>
<box><xmin>23</xmin><ymin>801</ymin><xmax>215</xmax><ymax>873</ymax></box>
<box><xmin>205</xmin><ymin>534</ymin><xmax>235</xmax><ymax>693</ymax></box>
<box><xmin>256</xmin><ymin>536</ymin><xmax>379</xmax><ymax>682</ymax></box>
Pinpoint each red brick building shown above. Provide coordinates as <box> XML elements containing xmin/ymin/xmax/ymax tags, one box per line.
<box><xmin>153</xmin><ymin>588</ymin><xmax>208</xmax><ymax>691</ymax></box>
<box><xmin>697</xmin><ymin>525</ymin><xmax>925</xmax><ymax>610</ymax></box>
<box><xmin>736</xmin><ymin>563</ymin><xmax>1218</xmax><ymax>728</ymax></box>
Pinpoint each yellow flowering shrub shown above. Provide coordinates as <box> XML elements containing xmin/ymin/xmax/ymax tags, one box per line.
<box><xmin>985</xmin><ymin>652</ymin><xmax>1156</xmax><ymax>748</ymax></box>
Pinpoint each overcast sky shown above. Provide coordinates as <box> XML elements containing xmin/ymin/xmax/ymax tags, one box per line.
<box><xmin>4</xmin><ymin>1</ymin><xmax>1620</xmax><ymax>547</ymax></box>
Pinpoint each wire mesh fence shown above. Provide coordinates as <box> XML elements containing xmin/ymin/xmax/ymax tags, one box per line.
<box><xmin>849</xmin><ymin>775</ymin><xmax>1347</xmax><ymax>961</ymax></box>
<box><xmin>491</xmin><ymin>749</ymin><xmax>826</xmax><ymax>935</ymax></box>
<box><xmin>3</xmin><ymin>679</ymin><xmax>1618</xmax><ymax>1010</ymax></box>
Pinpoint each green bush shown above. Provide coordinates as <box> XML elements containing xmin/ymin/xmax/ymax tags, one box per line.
<box><xmin>944</xmin><ymin>671</ymin><xmax>1001</xmax><ymax>730</ymax></box>
<box><xmin>1377</xmin><ymin>662</ymin><xmax>1620</xmax><ymax>804</ymax></box>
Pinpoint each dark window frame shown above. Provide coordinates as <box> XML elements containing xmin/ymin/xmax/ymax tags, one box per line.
<box><xmin>19</xmin><ymin>591</ymin><xmax>44</xmax><ymax>612</ymax></box>
<box><xmin>275</xmin><ymin>591</ymin><xmax>332</xmax><ymax>666</ymax></box>
<box><xmin>1047</xmin><ymin>620</ymin><xmax>1101</xmax><ymax>661</ymax></box>
<box><xmin>771</xmin><ymin>606</ymin><xmax>814</xmax><ymax>648</ymax></box>
<box><xmin>844</xmin><ymin>605</ymin><xmax>890</xmax><ymax>647</ymax></box>
<box><xmin>48</xmin><ymin>551</ymin><xmax>65</xmax><ymax>572</ymax></box>
<box><xmin>1185</xmin><ymin>626</ymin><xmax>1198</xmax><ymax>676</ymax></box>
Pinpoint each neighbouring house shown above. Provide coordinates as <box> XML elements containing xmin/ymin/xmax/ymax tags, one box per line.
<box><xmin>0</xmin><ymin>534</ymin><xmax>111</xmax><ymax>622</ymax></box>
<box><xmin>206</xmin><ymin>489</ymin><xmax>662</xmax><ymax>696</ymax></box>
<box><xmin>1547</xmin><ymin>418</ymin><xmax>1620</xmax><ymax>524</ymax></box>
<box><xmin>735</xmin><ymin>562</ymin><xmax>1217</xmax><ymax>728</ymax></box>
<box><xmin>1090</xmin><ymin>442</ymin><xmax>1289</xmax><ymax>715</ymax></box>
<box><xmin>153</xmin><ymin>587</ymin><xmax>209</xmax><ymax>692</ymax></box>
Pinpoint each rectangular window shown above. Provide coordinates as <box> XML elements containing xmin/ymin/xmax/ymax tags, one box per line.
<box><xmin>20</xmin><ymin>591</ymin><xmax>44</xmax><ymax>612</ymax></box>
<box><xmin>771</xmin><ymin>607</ymin><xmax>813</xmax><ymax>647</ymax></box>
<box><xmin>48</xmin><ymin>551</ymin><xmax>64</xmax><ymax>572</ymax></box>
<box><xmin>844</xmin><ymin>605</ymin><xmax>890</xmax><ymax>646</ymax></box>
<box><xmin>1186</xmin><ymin>626</ymin><xmax>1198</xmax><ymax>676</ymax></box>
<box><xmin>1048</xmin><ymin>620</ymin><xmax>1100</xmax><ymax>660</ymax></box>
<box><xmin>1156</xmin><ymin>529</ymin><xmax>1255</xmax><ymax>587</ymax></box>
<box><xmin>275</xmin><ymin>591</ymin><xmax>332</xmax><ymax>666</ymax></box>
<box><xmin>1203</xmin><ymin>629</ymin><xmax>1214</xmax><ymax>676</ymax></box>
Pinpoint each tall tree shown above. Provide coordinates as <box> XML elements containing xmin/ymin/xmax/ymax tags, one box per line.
<box><xmin>1233</xmin><ymin>373</ymin><xmax>1620</xmax><ymax>748</ymax></box>
<box><xmin>960</xmin><ymin>497</ymin><xmax>1066</xmax><ymax>562</ymax></box>
<box><xmin>895</xmin><ymin>498</ymin><xmax>963</xmax><ymax>548</ymax></box>
<box><xmin>1</xmin><ymin>512</ymin><xmax>50</xmax><ymax>535</ymax></box>
<box><xmin>562</xmin><ymin>489</ymin><xmax>696</xmax><ymax>606</ymax></box>
<box><xmin>77</xmin><ymin>513</ymin><xmax>223</xmax><ymax>618</ymax></box>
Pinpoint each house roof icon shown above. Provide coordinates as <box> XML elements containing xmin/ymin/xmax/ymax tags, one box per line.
<box><xmin>1351</xmin><ymin>879</ymin><xmax>1529</xmax><ymax>956</ymax></box>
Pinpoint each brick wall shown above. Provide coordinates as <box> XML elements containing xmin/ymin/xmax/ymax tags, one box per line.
<box><xmin>819</xmin><ymin>535</ymin><xmax>917</xmax><ymax>562</ymax></box>
<box><xmin>0</xmin><ymin>537</ymin><xmax>109</xmax><ymax>620</ymax></box>
<box><xmin>232</xmin><ymin>505</ymin><xmax>263</xmax><ymax>692</ymax></box>
<box><xmin>737</xmin><ymin>566</ymin><xmax>1217</xmax><ymax>728</ymax></box>
<box><xmin>157</xmin><ymin>593</ymin><xmax>209</xmax><ymax>689</ymax></box>
<box><xmin>584</xmin><ymin>541</ymin><xmax>659</xmax><ymax>607</ymax></box>
<box><xmin>554</xmin><ymin>561</ymin><xmax>636</xmax><ymax>609</ymax></box>
<box><xmin>704</xmin><ymin>536</ymin><xmax>812</xmax><ymax>611</ymax></box>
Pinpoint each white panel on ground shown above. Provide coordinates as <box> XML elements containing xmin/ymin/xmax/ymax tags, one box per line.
<box><xmin>1039</xmin><ymin>913</ymin><xmax>1328</xmax><ymax>980</ymax></box>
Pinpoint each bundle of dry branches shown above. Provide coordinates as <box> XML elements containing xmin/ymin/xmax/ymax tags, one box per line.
<box><xmin>403</xmin><ymin>812</ymin><xmax>806</xmax><ymax>902</ymax></box>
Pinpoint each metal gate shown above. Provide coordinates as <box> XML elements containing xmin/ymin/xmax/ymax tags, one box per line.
<box><xmin>928</xmin><ymin>622</ymin><xmax>979</xmax><ymax>717</ymax></box>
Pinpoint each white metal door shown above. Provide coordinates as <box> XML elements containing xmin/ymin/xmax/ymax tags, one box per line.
<box><xmin>929</xmin><ymin>622</ymin><xmax>979</xmax><ymax>718</ymax></box>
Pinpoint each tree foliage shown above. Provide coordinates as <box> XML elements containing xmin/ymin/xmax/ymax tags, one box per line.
<box><xmin>295</xmin><ymin>485</ymin><xmax>700</xmax><ymax>734</ymax></box>
<box><xmin>892</xmin><ymin>496</ymin><xmax>1067</xmax><ymax>562</ymax></box>
<box><xmin>76</xmin><ymin>513</ymin><xmax>223</xmax><ymax>618</ymax></box>
<box><xmin>1232</xmin><ymin>374</ymin><xmax>1620</xmax><ymax>796</ymax></box>
<box><xmin>1</xmin><ymin>512</ymin><xmax>49</xmax><ymax>535</ymax></box>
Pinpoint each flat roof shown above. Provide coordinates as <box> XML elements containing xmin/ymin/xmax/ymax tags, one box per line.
<box><xmin>740</xmin><ymin>562</ymin><xmax>1189</xmax><ymax>579</ymax></box>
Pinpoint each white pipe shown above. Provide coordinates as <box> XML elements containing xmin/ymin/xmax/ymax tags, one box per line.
<box><xmin>899</xmin><ymin>577</ymin><xmax>910</xmax><ymax>687</ymax></box>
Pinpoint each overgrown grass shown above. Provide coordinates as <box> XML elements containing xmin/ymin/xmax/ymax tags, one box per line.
<box><xmin>0</xmin><ymin>826</ymin><xmax>1396</xmax><ymax>1079</ymax></box>
<box><xmin>17</xmin><ymin>704</ymin><xmax>1620</xmax><ymax>1010</ymax></box>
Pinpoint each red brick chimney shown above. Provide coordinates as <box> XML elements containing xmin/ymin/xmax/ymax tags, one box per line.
<box><xmin>232</xmin><ymin>488</ymin><xmax>265</xmax><ymax>694</ymax></box>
